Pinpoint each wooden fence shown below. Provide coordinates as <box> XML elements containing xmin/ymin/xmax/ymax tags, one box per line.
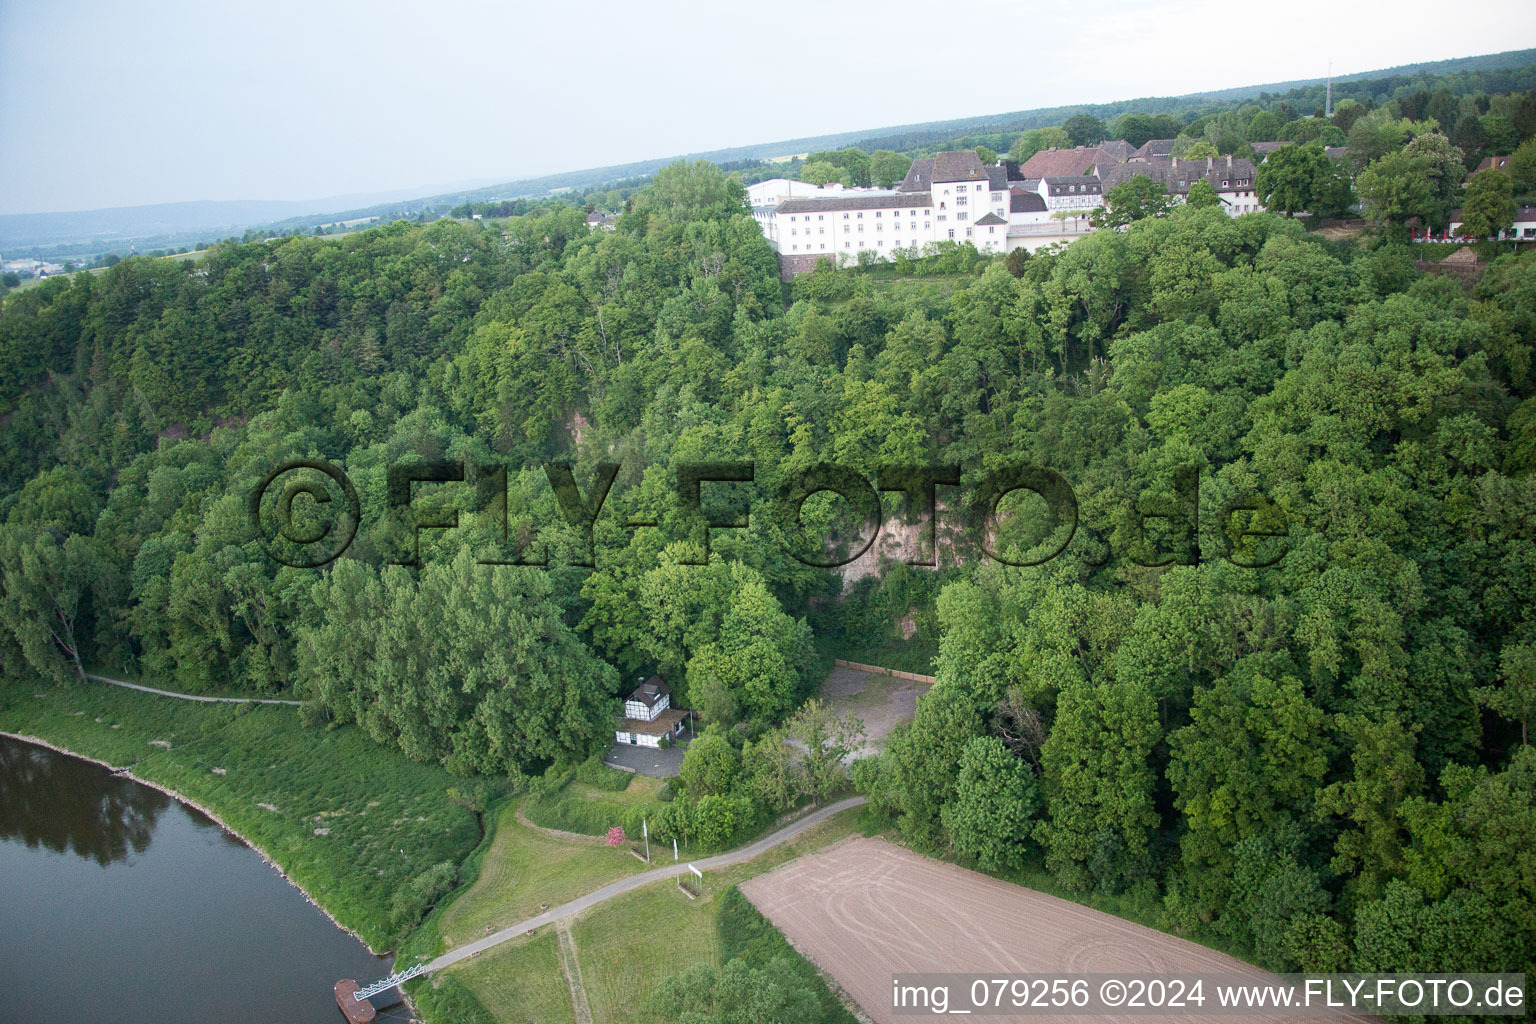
<box><xmin>831</xmin><ymin>658</ymin><xmax>936</xmax><ymax>685</ymax></box>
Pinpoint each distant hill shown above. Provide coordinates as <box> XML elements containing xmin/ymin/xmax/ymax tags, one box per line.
<box><xmin>845</xmin><ymin>49</ymin><xmax>1536</xmax><ymax>153</ymax></box>
<box><xmin>7</xmin><ymin>47</ymin><xmax>1533</xmax><ymax>259</ymax></box>
<box><xmin>0</xmin><ymin>182</ymin><xmax>498</xmax><ymax>252</ymax></box>
<box><xmin>1185</xmin><ymin>49</ymin><xmax>1536</xmax><ymax>101</ymax></box>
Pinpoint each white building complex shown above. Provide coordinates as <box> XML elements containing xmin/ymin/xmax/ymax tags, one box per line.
<box><xmin>752</xmin><ymin>144</ymin><xmax>1266</xmax><ymax>277</ymax></box>
<box><xmin>754</xmin><ymin>151</ymin><xmax>1019</xmax><ymax>276</ymax></box>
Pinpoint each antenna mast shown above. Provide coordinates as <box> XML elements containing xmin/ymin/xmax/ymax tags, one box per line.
<box><xmin>1326</xmin><ymin>61</ymin><xmax>1333</xmax><ymax>118</ymax></box>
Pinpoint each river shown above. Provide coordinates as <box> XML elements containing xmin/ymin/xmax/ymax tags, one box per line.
<box><xmin>0</xmin><ymin>733</ymin><xmax>388</xmax><ymax>1023</ymax></box>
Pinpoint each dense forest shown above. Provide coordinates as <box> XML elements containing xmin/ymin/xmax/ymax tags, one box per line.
<box><xmin>3</xmin><ymin>91</ymin><xmax>1536</xmax><ymax>994</ymax></box>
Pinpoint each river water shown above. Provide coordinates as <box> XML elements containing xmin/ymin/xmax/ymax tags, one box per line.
<box><xmin>0</xmin><ymin>734</ymin><xmax>389</xmax><ymax>1023</ymax></box>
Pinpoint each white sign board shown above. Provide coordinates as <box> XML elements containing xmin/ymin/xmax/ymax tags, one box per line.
<box><xmin>688</xmin><ymin>863</ymin><xmax>703</xmax><ymax>879</ymax></box>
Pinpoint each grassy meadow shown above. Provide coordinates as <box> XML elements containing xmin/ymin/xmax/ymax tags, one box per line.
<box><xmin>428</xmin><ymin>932</ymin><xmax>576</xmax><ymax>1024</ymax></box>
<box><xmin>420</xmin><ymin>804</ymin><xmax>866</xmax><ymax>1024</ymax></box>
<box><xmin>434</xmin><ymin>796</ymin><xmax>648</xmax><ymax>947</ymax></box>
<box><xmin>521</xmin><ymin>771</ymin><xmax>670</xmax><ymax>837</ymax></box>
<box><xmin>0</xmin><ymin>678</ymin><xmax>486</xmax><ymax>951</ymax></box>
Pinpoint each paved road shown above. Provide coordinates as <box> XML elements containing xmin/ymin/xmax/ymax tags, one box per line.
<box><xmin>421</xmin><ymin>795</ymin><xmax>868</xmax><ymax>974</ymax></box>
<box><xmin>85</xmin><ymin>673</ymin><xmax>302</xmax><ymax>706</ymax></box>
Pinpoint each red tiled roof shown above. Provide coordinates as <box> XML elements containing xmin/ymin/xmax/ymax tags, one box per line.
<box><xmin>1018</xmin><ymin>146</ymin><xmax>1103</xmax><ymax>178</ymax></box>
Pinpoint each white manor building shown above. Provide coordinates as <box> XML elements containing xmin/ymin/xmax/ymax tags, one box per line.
<box><xmin>757</xmin><ymin>151</ymin><xmax>1016</xmax><ymax>276</ymax></box>
<box><xmin>753</xmin><ymin>146</ymin><xmax>1266</xmax><ymax>277</ymax></box>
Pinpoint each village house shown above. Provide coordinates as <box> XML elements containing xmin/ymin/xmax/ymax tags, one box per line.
<box><xmin>1016</xmin><ymin>142</ymin><xmax>1126</xmax><ymax>179</ymax></box>
<box><xmin>1038</xmin><ymin>175</ymin><xmax>1104</xmax><ymax>211</ymax></box>
<box><xmin>1108</xmin><ymin>153</ymin><xmax>1264</xmax><ymax>214</ymax></box>
<box><xmin>1412</xmin><ymin>205</ymin><xmax>1536</xmax><ymax>242</ymax></box>
<box><xmin>1130</xmin><ymin>138</ymin><xmax>1178</xmax><ymax>161</ymax></box>
<box><xmin>1249</xmin><ymin>140</ymin><xmax>1350</xmax><ymax>165</ymax></box>
<box><xmin>615</xmin><ymin>676</ymin><xmax>688</xmax><ymax>748</ymax></box>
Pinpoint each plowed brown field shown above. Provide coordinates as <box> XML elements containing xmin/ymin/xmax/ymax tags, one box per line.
<box><xmin>741</xmin><ymin>837</ymin><xmax>1357</xmax><ymax>1024</ymax></box>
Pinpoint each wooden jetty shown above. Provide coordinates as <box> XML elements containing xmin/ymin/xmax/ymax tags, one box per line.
<box><xmin>333</xmin><ymin>979</ymin><xmax>376</xmax><ymax>1023</ymax></box>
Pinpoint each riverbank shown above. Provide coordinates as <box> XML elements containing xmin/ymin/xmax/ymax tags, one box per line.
<box><xmin>0</xmin><ymin>731</ymin><xmax>391</xmax><ymax>1024</ymax></box>
<box><xmin>0</xmin><ymin>680</ymin><xmax>489</xmax><ymax>954</ymax></box>
<box><xmin>0</xmin><ymin>726</ymin><xmax>375</xmax><ymax>949</ymax></box>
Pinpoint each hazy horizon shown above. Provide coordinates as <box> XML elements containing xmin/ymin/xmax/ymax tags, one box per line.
<box><xmin>3</xmin><ymin>0</ymin><xmax>1534</xmax><ymax>216</ymax></box>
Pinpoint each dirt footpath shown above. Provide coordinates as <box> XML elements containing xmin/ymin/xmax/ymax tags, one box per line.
<box><xmin>742</xmin><ymin>837</ymin><xmax>1350</xmax><ymax>1024</ymax></box>
<box><xmin>819</xmin><ymin>666</ymin><xmax>929</xmax><ymax>759</ymax></box>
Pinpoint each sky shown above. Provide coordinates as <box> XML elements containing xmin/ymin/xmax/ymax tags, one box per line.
<box><xmin>2</xmin><ymin>0</ymin><xmax>1534</xmax><ymax>215</ymax></box>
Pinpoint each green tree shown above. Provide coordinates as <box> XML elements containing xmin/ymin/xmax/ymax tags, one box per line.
<box><xmin>679</xmin><ymin>730</ymin><xmax>742</xmax><ymax>797</ymax></box>
<box><xmin>646</xmin><ymin>956</ymin><xmax>825</xmax><ymax>1024</ymax></box>
<box><xmin>1093</xmin><ymin>176</ymin><xmax>1173</xmax><ymax>228</ymax></box>
<box><xmin>1063</xmin><ymin>115</ymin><xmax>1108</xmax><ymax>147</ymax></box>
<box><xmin>1355</xmin><ymin>149</ymin><xmax>1435</xmax><ymax>230</ymax></box>
<box><xmin>868</xmin><ymin>150</ymin><xmax>912</xmax><ymax>189</ymax></box>
<box><xmin>691</xmin><ymin>793</ymin><xmax>752</xmax><ymax>848</ymax></box>
<box><xmin>1005</xmin><ymin>246</ymin><xmax>1032</xmax><ymax>277</ymax></box>
<box><xmin>1402</xmin><ymin>131</ymin><xmax>1467</xmax><ymax>230</ymax></box>
<box><xmin>807</xmin><ymin>148</ymin><xmax>870</xmax><ymax>187</ymax></box>
<box><xmin>1347</xmin><ymin>108</ymin><xmax>1417</xmax><ymax>168</ymax></box>
<box><xmin>1480</xmin><ymin>114</ymin><xmax>1520</xmax><ymax>155</ymax></box>
<box><xmin>942</xmin><ymin>736</ymin><xmax>1040</xmax><ymax>872</ymax></box>
<box><xmin>1035</xmin><ymin>676</ymin><xmax>1162</xmax><ymax>892</ymax></box>
<box><xmin>1109</xmin><ymin>112</ymin><xmax>1170</xmax><ymax>148</ymax></box>
<box><xmin>1310</xmin><ymin>156</ymin><xmax>1355</xmax><ymax>217</ymax></box>
<box><xmin>1400</xmin><ymin>746</ymin><xmax>1536</xmax><ymax>915</ymax></box>
<box><xmin>1321</xmin><ymin>714</ymin><xmax>1425</xmax><ymax>901</ymax></box>
<box><xmin>0</xmin><ymin>526</ymin><xmax>103</xmax><ymax>682</ymax></box>
<box><xmin>389</xmin><ymin>861</ymin><xmax>457</xmax><ymax>936</ymax></box>
<box><xmin>1010</xmin><ymin>127</ymin><xmax>1071</xmax><ymax>163</ymax></box>
<box><xmin>1475</xmin><ymin>643</ymin><xmax>1536</xmax><ymax>746</ymax></box>
<box><xmin>694</xmin><ymin>669</ymin><xmax>741</xmax><ymax>727</ymax></box>
<box><xmin>1245</xmin><ymin>110</ymin><xmax>1284</xmax><ymax>142</ymax></box>
<box><xmin>1286</xmin><ymin>913</ymin><xmax>1350</xmax><ymax>971</ymax></box>
<box><xmin>1283</xmin><ymin>118</ymin><xmax>1326</xmax><ymax>143</ymax></box>
<box><xmin>681</xmin><ymin>564</ymin><xmax>813</xmax><ymax>724</ymax></box>
<box><xmin>1460</xmin><ymin>166</ymin><xmax>1518</xmax><ymax>239</ymax></box>
<box><xmin>1507</xmin><ymin>137</ymin><xmax>1536</xmax><ymax>196</ymax></box>
<box><xmin>1184</xmin><ymin>178</ymin><xmax>1221</xmax><ymax>209</ymax></box>
<box><xmin>787</xmin><ymin>698</ymin><xmax>863</xmax><ymax>804</ymax></box>
<box><xmin>1256</xmin><ymin>143</ymin><xmax>1331</xmax><ymax>215</ymax></box>
<box><xmin>1202</xmin><ymin>110</ymin><xmax>1249</xmax><ymax>155</ymax></box>
<box><xmin>1330</xmin><ymin>98</ymin><xmax>1367</xmax><ymax>134</ymax></box>
<box><xmin>1426</xmin><ymin>89</ymin><xmax>1461</xmax><ymax>133</ymax></box>
<box><xmin>1167</xmin><ymin>656</ymin><xmax>1332</xmax><ymax>917</ymax></box>
<box><xmin>633</xmin><ymin>160</ymin><xmax>746</xmax><ymax>219</ymax></box>
<box><xmin>298</xmin><ymin>549</ymin><xmax>618</xmax><ymax>774</ymax></box>
<box><xmin>1173</xmin><ymin>136</ymin><xmax>1218</xmax><ymax>160</ymax></box>
<box><xmin>1354</xmin><ymin>882</ymin><xmax>1520</xmax><ymax>974</ymax></box>
<box><xmin>1453</xmin><ymin>114</ymin><xmax>1490</xmax><ymax>167</ymax></box>
<box><xmin>1236</xmin><ymin>838</ymin><xmax>1333</xmax><ymax>971</ymax></box>
<box><xmin>1356</xmin><ymin>739</ymin><xmax>1536</xmax><ymax>976</ymax></box>
<box><xmin>800</xmin><ymin>161</ymin><xmax>841</xmax><ymax>187</ymax></box>
<box><xmin>870</xmin><ymin>684</ymin><xmax>984</xmax><ymax>846</ymax></box>
<box><xmin>741</xmin><ymin>728</ymin><xmax>799</xmax><ymax>812</ymax></box>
